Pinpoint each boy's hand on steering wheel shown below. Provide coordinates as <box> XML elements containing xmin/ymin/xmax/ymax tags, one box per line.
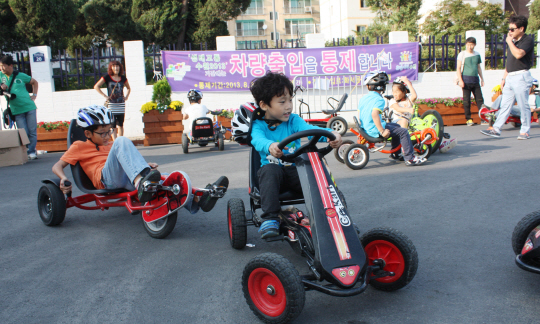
<box><xmin>269</xmin><ymin>142</ymin><xmax>283</xmax><ymax>158</ymax></box>
<box><xmin>60</xmin><ymin>178</ymin><xmax>72</xmax><ymax>194</ymax></box>
<box><xmin>329</xmin><ymin>131</ymin><xmax>342</xmax><ymax>148</ymax></box>
<box><xmin>148</xmin><ymin>162</ymin><xmax>158</xmax><ymax>170</ymax></box>
<box><xmin>381</xmin><ymin>129</ymin><xmax>391</xmax><ymax>138</ymax></box>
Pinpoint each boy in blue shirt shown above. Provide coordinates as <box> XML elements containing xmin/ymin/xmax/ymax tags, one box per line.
<box><xmin>358</xmin><ymin>71</ymin><xmax>425</xmax><ymax>166</ymax></box>
<box><xmin>250</xmin><ymin>72</ymin><xmax>343</xmax><ymax>239</ymax></box>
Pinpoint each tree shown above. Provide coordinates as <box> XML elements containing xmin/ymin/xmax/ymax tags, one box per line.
<box><xmin>0</xmin><ymin>0</ymin><xmax>25</xmax><ymax>52</ymax></box>
<box><xmin>529</xmin><ymin>0</ymin><xmax>540</xmax><ymax>32</ymax></box>
<box><xmin>421</xmin><ymin>0</ymin><xmax>509</xmax><ymax>40</ymax></box>
<box><xmin>358</xmin><ymin>0</ymin><xmax>422</xmax><ymax>39</ymax></box>
<box><xmin>10</xmin><ymin>0</ymin><xmax>77</xmax><ymax>52</ymax></box>
<box><xmin>131</xmin><ymin>0</ymin><xmax>186</xmax><ymax>48</ymax></box>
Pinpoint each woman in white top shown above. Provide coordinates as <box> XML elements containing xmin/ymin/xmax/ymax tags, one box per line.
<box><xmin>388</xmin><ymin>76</ymin><xmax>417</xmax><ymax>129</ymax></box>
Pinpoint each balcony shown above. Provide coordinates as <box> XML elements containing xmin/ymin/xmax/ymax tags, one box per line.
<box><xmin>236</xmin><ymin>29</ymin><xmax>266</xmax><ymax>37</ymax></box>
<box><xmin>243</xmin><ymin>7</ymin><xmax>264</xmax><ymax>15</ymax></box>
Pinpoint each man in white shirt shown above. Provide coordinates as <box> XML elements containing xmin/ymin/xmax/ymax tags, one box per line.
<box><xmin>183</xmin><ymin>89</ymin><xmax>210</xmax><ymax>137</ymax></box>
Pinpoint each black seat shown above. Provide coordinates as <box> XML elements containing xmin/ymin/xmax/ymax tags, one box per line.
<box><xmin>322</xmin><ymin>93</ymin><xmax>348</xmax><ymax>115</ymax></box>
<box><xmin>352</xmin><ymin>116</ymin><xmax>385</xmax><ymax>143</ymax></box>
<box><xmin>191</xmin><ymin>117</ymin><xmax>214</xmax><ymax>138</ymax></box>
<box><xmin>249</xmin><ymin>147</ymin><xmax>304</xmax><ymax>208</ymax></box>
<box><xmin>67</xmin><ymin>119</ymin><xmax>128</xmax><ymax>195</ymax></box>
<box><xmin>384</xmin><ymin>95</ymin><xmax>394</xmax><ymax>100</ymax></box>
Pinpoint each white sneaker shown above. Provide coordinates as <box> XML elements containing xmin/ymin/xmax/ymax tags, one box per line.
<box><xmin>405</xmin><ymin>156</ymin><xmax>426</xmax><ymax>166</ymax></box>
<box><xmin>439</xmin><ymin>138</ymin><xmax>457</xmax><ymax>153</ymax></box>
<box><xmin>28</xmin><ymin>153</ymin><xmax>37</xmax><ymax>160</ymax></box>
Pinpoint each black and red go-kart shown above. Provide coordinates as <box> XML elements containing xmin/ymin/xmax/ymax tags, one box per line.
<box><xmin>37</xmin><ymin>120</ymin><xmax>226</xmax><ymax>239</ymax></box>
<box><xmin>226</xmin><ymin>129</ymin><xmax>419</xmax><ymax>323</ymax></box>
<box><xmin>512</xmin><ymin>210</ymin><xmax>540</xmax><ymax>274</ymax></box>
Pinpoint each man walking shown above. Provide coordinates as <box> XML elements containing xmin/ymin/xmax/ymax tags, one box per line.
<box><xmin>481</xmin><ymin>15</ymin><xmax>535</xmax><ymax>139</ymax></box>
<box><xmin>457</xmin><ymin>37</ymin><xmax>484</xmax><ymax>126</ymax></box>
<box><xmin>0</xmin><ymin>55</ymin><xmax>39</xmax><ymax>159</ymax></box>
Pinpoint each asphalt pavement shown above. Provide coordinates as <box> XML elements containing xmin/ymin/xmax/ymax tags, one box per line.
<box><xmin>1</xmin><ymin>124</ymin><xmax>540</xmax><ymax>324</ymax></box>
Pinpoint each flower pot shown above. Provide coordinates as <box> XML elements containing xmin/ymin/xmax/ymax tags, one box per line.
<box><xmin>142</xmin><ymin>109</ymin><xmax>184</xmax><ymax>146</ymax></box>
<box><xmin>417</xmin><ymin>104</ymin><xmax>480</xmax><ymax>126</ymax></box>
<box><xmin>492</xmin><ymin>91</ymin><xmax>502</xmax><ymax>102</ymax></box>
<box><xmin>36</xmin><ymin>126</ymin><xmax>69</xmax><ymax>152</ymax></box>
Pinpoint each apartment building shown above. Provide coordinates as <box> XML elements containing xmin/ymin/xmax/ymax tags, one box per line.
<box><xmin>319</xmin><ymin>0</ymin><xmax>376</xmax><ymax>41</ymax></box>
<box><xmin>225</xmin><ymin>0</ymin><xmax>321</xmax><ymax>49</ymax></box>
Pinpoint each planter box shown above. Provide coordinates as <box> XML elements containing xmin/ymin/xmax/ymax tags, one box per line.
<box><xmin>142</xmin><ymin>109</ymin><xmax>184</xmax><ymax>146</ymax></box>
<box><xmin>36</xmin><ymin>126</ymin><xmax>68</xmax><ymax>152</ymax></box>
<box><xmin>417</xmin><ymin>104</ymin><xmax>480</xmax><ymax>126</ymax></box>
<box><xmin>216</xmin><ymin>116</ymin><xmax>232</xmax><ymax>140</ymax></box>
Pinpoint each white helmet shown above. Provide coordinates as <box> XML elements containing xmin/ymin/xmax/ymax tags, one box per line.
<box><xmin>363</xmin><ymin>71</ymin><xmax>389</xmax><ymax>91</ymax></box>
<box><xmin>77</xmin><ymin>105</ymin><xmax>113</xmax><ymax>128</ymax></box>
<box><xmin>232</xmin><ymin>102</ymin><xmax>256</xmax><ymax>145</ymax></box>
<box><xmin>393</xmin><ymin>77</ymin><xmax>410</xmax><ymax>93</ymax></box>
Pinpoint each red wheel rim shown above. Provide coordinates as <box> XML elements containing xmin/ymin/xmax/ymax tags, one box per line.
<box><xmin>228</xmin><ymin>208</ymin><xmax>233</xmax><ymax>239</ymax></box>
<box><xmin>365</xmin><ymin>240</ymin><xmax>405</xmax><ymax>283</ymax></box>
<box><xmin>248</xmin><ymin>268</ymin><xmax>286</xmax><ymax>317</ymax></box>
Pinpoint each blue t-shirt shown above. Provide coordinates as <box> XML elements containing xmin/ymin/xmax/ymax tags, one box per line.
<box><xmin>251</xmin><ymin>114</ymin><xmax>331</xmax><ymax>167</ymax></box>
<box><xmin>358</xmin><ymin>91</ymin><xmax>386</xmax><ymax>137</ymax></box>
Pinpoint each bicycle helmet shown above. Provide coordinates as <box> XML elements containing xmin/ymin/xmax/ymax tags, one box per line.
<box><xmin>363</xmin><ymin>71</ymin><xmax>389</xmax><ymax>91</ymax></box>
<box><xmin>187</xmin><ymin>89</ymin><xmax>203</xmax><ymax>102</ymax></box>
<box><xmin>393</xmin><ymin>77</ymin><xmax>410</xmax><ymax>93</ymax></box>
<box><xmin>232</xmin><ymin>102</ymin><xmax>256</xmax><ymax>145</ymax></box>
<box><xmin>77</xmin><ymin>105</ymin><xmax>113</xmax><ymax>128</ymax></box>
<box><xmin>533</xmin><ymin>79</ymin><xmax>539</xmax><ymax>87</ymax></box>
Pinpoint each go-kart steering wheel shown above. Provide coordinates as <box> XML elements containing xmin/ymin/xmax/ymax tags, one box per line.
<box><xmin>277</xmin><ymin>129</ymin><xmax>336</xmax><ymax>163</ymax></box>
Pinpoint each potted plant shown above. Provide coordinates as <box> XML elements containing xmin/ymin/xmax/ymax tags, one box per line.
<box><xmin>415</xmin><ymin>97</ymin><xmax>479</xmax><ymax>126</ymax></box>
<box><xmin>36</xmin><ymin>121</ymin><xmax>71</xmax><ymax>152</ymax></box>
<box><xmin>141</xmin><ymin>79</ymin><xmax>185</xmax><ymax>146</ymax></box>
<box><xmin>492</xmin><ymin>84</ymin><xmax>502</xmax><ymax>102</ymax></box>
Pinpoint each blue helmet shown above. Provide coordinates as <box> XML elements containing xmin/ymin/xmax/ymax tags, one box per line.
<box><xmin>77</xmin><ymin>105</ymin><xmax>113</xmax><ymax>128</ymax></box>
<box><xmin>187</xmin><ymin>89</ymin><xmax>203</xmax><ymax>101</ymax></box>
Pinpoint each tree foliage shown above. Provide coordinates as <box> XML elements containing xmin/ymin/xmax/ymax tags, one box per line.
<box><xmin>0</xmin><ymin>0</ymin><xmax>25</xmax><ymax>52</ymax></box>
<box><xmin>357</xmin><ymin>0</ymin><xmax>421</xmax><ymax>39</ymax></box>
<box><xmin>529</xmin><ymin>0</ymin><xmax>540</xmax><ymax>32</ymax></box>
<box><xmin>131</xmin><ymin>0</ymin><xmax>185</xmax><ymax>47</ymax></box>
<box><xmin>421</xmin><ymin>0</ymin><xmax>510</xmax><ymax>40</ymax></box>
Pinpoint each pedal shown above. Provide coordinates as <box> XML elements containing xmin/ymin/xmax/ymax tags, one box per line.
<box><xmin>159</xmin><ymin>184</ymin><xmax>181</xmax><ymax>195</ymax></box>
<box><xmin>443</xmin><ymin>133</ymin><xmax>451</xmax><ymax>139</ymax></box>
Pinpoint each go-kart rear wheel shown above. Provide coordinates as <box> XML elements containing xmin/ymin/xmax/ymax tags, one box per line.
<box><xmin>37</xmin><ymin>183</ymin><xmax>66</xmax><ymax>226</ymax></box>
<box><xmin>344</xmin><ymin>144</ymin><xmax>369</xmax><ymax>170</ymax></box>
<box><xmin>327</xmin><ymin>116</ymin><xmax>348</xmax><ymax>136</ymax></box>
<box><xmin>361</xmin><ymin>227</ymin><xmax>418</xmax><ymax>291</ymax></box>
<box><xmin>228</xmin><ymin>198</ymin><xmax>247</xmax><ymax>249</ymax></box>
<box><xmin>334</xmin><ymin>140</ymin><xmax>354</xmax><ymax>164</ymax></box>
<box><xmin>243</xmin><ymin>253</ymin><xmax>305</xmax><ymax>324</ymax></box>
<box><xmin>218</xmin><ymin>133</ymin><xmax>225</xmax><ymax>151</ymax></box>
<box><xmin>420</xmin><ymin>110</ymin><xmax>444</xmax><ymax>153</ymax></box>
<box><xmin>142</xmin><ymin>211</ymin><xmax>178</xmax><ymax>239</ymax></box>
<box><xmin>512</xmin><ymin>210</ymin><xmax>540</xmax><ymax>255</ymax></box>
<box><xmin>182</xmin><ymin>133</ymin><xmax>189</xmax><ymax>154</ymax></box>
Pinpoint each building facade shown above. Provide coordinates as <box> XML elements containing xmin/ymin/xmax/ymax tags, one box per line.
<box><xmin>319</xmin><ymin>0</ymin><xmax>376</xmax><ymax>41</ymax></box>
<box><xmin>225</xmin><ymin>0</ymin><xmax>321</xmax><ymax>49</ymax></box>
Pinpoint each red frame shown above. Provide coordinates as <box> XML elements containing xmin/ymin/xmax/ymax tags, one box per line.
<box><xmin>479</xmin><ymin>107</ymin><xmax>539</xmax><ymax>125</ymax></box>
<box><xmin>349</xmin><ymin>128</ymin><xmax>436</xmax><ymax>155</ymax></box>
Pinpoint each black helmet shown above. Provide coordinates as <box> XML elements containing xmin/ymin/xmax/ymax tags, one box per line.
<box><xmin>364</xmin><ymin>71</ymin><xmax>389</xmax><ymax>91</ymax></box>
<box><xmin>187</xmin><ymin>89</ymin><xmax>203</xmax><ymax>102</ymax></box>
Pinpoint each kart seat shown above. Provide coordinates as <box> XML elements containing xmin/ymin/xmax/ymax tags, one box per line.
<box><xmin>249</xmin><ymin>147</ymin><xmax>304</xmax><ymax>206</ymax></box>
<box><xmin>67</xmin><ymin>119</ymin><xmax>128</xmax><ymax>195</ymax></box>
<box><xmin>322</xmin><ymin>93</ymin><xmax>348</xmax><ymax>115</ymax></box>
<box><xmin>352</xmin><ymin>116</ymin><xmax>385</xmax><ymax>143</ymax></box>
<box><xmin>191</xmin><ymin>117</ymin><xmax>214</xmax><ymax>138</ymax></box>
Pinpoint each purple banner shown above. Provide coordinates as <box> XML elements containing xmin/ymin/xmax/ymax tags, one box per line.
<box><xmin>162</xmin><ymin>42</ymin><xmax>418</xmax><ymax>92</ymax></box>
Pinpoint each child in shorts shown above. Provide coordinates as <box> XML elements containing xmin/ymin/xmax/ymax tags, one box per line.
<box><xmin>389</xmin><ymin>76</ymin><xmax>416</xmax><ymax>129</ymax></box>
<box><xmin>52</xmin><ymin>105</ymin><xmax>227</xmax><ymax>212</ymax></box>
<box><xmin>249</xmin><ymin>72</ymin><xmax>343</xmax><ymax>239</ymax></box>
<box><xmin>358</xmin><ymin>71</ymin><xmax>425</xmax><ymax>166</ymax></box>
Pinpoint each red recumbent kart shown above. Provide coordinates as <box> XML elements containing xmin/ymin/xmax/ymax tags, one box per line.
<box><xmin>512</xmin><ymin>210</ymin><xmax>540</xmax><ymax>275</ymax></box>
<box><xmin>37</xmin><ymin>120</ymin><xmax>226</xmax><ymax>239</ymax></box>
<box><xmin>478</xmin><ymin>103</ymin><xmax>539</xmax><ymax>128</ymax></box>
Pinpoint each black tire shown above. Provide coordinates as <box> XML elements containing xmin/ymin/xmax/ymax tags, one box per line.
<box><xmin>327</xmin><ymin>116</ymin><xmax>348</xmax><ymax>136</ymax></box>
<box><xmin>228</xmin><ymin>198</ymin><xmax>247</xmax><ymax>249</ymax></box>
<box><xmin>511</xmin><ymin>122</ymin><xmax>522</xmax><ymax>128</ymax></box>
<box><xmin>334</xmin><ymin>140</ymin><xmax>354</xmax><ymax>164</ymax></box>
<box><xmin>243</xmin><ymin>253</ymin><xmax>305</xmax><ymax>324</ymax></box>
<box><xmin>420</xmin><ymin>110</ymin><xmax>444</xmax><ymax>153</ymax></box>
<box><xmin>37</xmin><ymin>183</ymin><xmax>67</xmax><ymax>226</ymax></box>
<box><xmin>182</xmin><ymin>133</ymin><xmax>189</xmax><ymax>154</ymax></box>
<box><xmin>199</xmin><ymin>142</ymin><xmax>208</xmax><ymax>147</ymax></box>
<box><xmin>413</xmin><ymin>141</ymin><xmax>433</xmax><ymax>160</ymax></box>
<box><xmin>512</xmin><ymin>210</ymin><xmax>540</xmax><ymax>255</ymax></box>
<box><xmin>142</xmin><ymin>211</ymin><xmax>178</xmax><ymax>239</ymax></box>
<box><xmin>218</xmin><ymin>133</ymin><xmax>225</xmax><ymax>151</ymax></box>
<box><xmin>344</xmin><ymin>144</ymin><xmax>369</xmax><ymax>170</ymax></box>
<box><xmin>360</xmin><ymin>227</ymin><xmax>418</xmax><ymax>291</ymax></box>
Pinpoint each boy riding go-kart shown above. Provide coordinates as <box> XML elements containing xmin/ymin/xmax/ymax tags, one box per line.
<box><xmin>228</xmin><ymin>72</ymin><xmax>419</xmax><ymax>324</ymax></box>
<box><xmin>38</xmin><ymin>105</ymin><xmax>228</xmax><ymax>239</ymax></box>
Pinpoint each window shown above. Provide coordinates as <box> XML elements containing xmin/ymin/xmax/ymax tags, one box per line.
<box><xmin>285</xmin><ymin>19</ymin><xmax>314</xmax><ymax>36</ymax></box>
<box><xmin>356</xmin><ymin>25</ymin><xmax>366</xmax><ymax>33</ymax></box>
<box><xmin>237</xmin><ymin>41</ymin><xmax>262</xmax><ymax>50</ymax></box>
<box><xmin>270</xmin><ymin>11</ymin><xmax>278</xmax><ymax>20</ymax></box>
<box><xmin>236</xmin><ymin>21</ymin><xmax>265</xmax><ymax>36</ymax></box>
<box><xmin>271</xmin><ymin>32</ymin><xmax>280</xmax><ymax>41</ymax></box>
<box><xmin>284</xmin><ymin>0</ymin><xmax>312</xmax><ymax>14</ymax></box>
<box><xmin>244</xmin><ymin>0</ymin><xmax>264</xmax><ymax>15</ymax></box>
<box><xmin>360</xmin><ymin>0</ymin><xmax>368</xmax><ymax>8</ymax></box>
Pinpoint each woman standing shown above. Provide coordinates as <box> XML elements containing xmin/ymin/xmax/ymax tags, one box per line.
<box><xmin>94</xmin><ymin>61</ymin><xmax>131</xmax><ymax>139</ymax></box>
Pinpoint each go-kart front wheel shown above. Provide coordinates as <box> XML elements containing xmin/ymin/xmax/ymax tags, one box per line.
<box><xmin>218</xmin><ymin>133</ymin><xmax>225</xmax><ymax>151</ymax></box>
<box><xmin>227</xmin><ymin>198</ymin><xmax>247</xmax><ymax>249</ymax></box>
<box><xmin>420</xmin><ymin>110</ymin><xmax>444</xmax><ymax>153</ymax></box>
<box><xmin>512</xmin><ymin>210</ymin><xmax>540</xmax><ymax>256</ymax></box>
<box><xmin>142</xmin><ymin>211</ymin><xmax>178</xmax><ymax>239</ymax></box>
<box><xmin>344</xmin><ymin>144</ymin><xmax>369</xmax><ymax>170</ymax></box>
<box><xmin>334</xmin><ymin>140</ymin><xmax>354</xmax><ymax>164</ymax></box>
<box><xmin>37</xmin><ymin>183</ymin><xmax>67</xmax><ymax>226</ymax></box>
<box><xmin>182</xmin><ymin>133</ymin><xmax>189</xmax><ymax>154</ymax></box>
<box><xmin>243</xmin><ymin>253</ymin><xmax>305</xmax><ymax>324</ymax></box>
<box><xmin>361</xmin><ymin>227</ymin><xmax>418</xmax><ymax>291</ymax></box>
<box><xmin>327</xmin><ymin>116</ymin><xmax>348</xmax><ymax>136</ymax></box>
<box><xmin>413</xmin><ymin>142</ymin><xmax>433</xmax><ymax>160</ymax></box>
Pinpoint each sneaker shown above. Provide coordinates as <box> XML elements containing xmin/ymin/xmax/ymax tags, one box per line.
<box><xmin>439</xmin><ymin>138</ymin><xmax>457</xmax><ymax>153</ymax></box>
<box><xmin>137</xmin><ymin>169</ymin><xmax>161</xmax><ymax>203</ymax></box>
<box><xmin>258</xmin><ymin>220</ymin><xmax>280</xmax><ymax>239</ymax></box>
<box><xmin>28</xmin><ymin>153</ymin><xmax>37</xmax><ymax>160</ymax></box>
<box><xmin>199</xmin><ymin>176</ymin><xmax>229</xmax><ymax>212</ymax></box>
<box><xmin>405</xmin><ymin>156</ymin><xmax>426</xmax><ymax>166</ymax></box>
<box><xmin>517</xmin><ymin>133</ymin><xmax>530</xmax><ymax>140</ymax></box>
<box><xmin>480</xmin><ymin>129</ymin><xmax>500</xmax><ymax>138</ymax></box>
<box><xmin>466</xmin><ymin>119</ymin><xmax>474</xmax><ymax>126</ymax></box>
<box><xmin>389</xmin><ymin>153</ymin><xmax>404</xmax><ymax>161</ymax></box>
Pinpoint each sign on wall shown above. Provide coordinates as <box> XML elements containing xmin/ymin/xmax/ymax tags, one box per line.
<box><xmin>33</xmin><ymin>52</ymin><xmax>45</xmax><ymax>63</ymax></box>
<box><xmin>162</xmin><ymin>42</ymin><xmax>418</xmax><ymax>92</ymax></box>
